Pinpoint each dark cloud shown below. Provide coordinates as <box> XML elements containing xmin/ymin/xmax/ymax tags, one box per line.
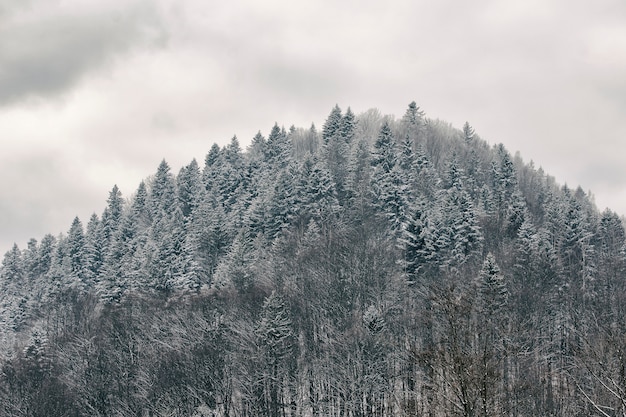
<box><xmin>0</xmin><ymin>1</ymin><xmax>167</xmax><ymax>106</ymax></box>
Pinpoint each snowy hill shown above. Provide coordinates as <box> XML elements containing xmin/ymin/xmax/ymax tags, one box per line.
<box><xmin>1</xmin><ymin>102</ymin><xmax>624</xmax><ymax>416</ymax></box>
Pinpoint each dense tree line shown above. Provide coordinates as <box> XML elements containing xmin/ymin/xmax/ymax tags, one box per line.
<box><xmin>1</xmin><ymin>102</ymin><xmax>625</xmax><ymax>416</ymax></box>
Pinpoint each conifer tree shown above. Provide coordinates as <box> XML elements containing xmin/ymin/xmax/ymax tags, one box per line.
<box><xmin>67</xmin><ymin>217</ymin><xmax>88</xmax><ymax>289</ymax></box>
<box><xmin>371</xmin><ymin>120</ymin><xmax>396</xmax><ymax>173</ymax></box>
<box><xmin>595</xmin><ymin>209</ymin><xmax>626</xmax><ymax>308</ymax></box>
<box><xmin>402</xmin><ymin>101</ymin><xmax>425</xmax><ymax>127</ymax></box>
<box><xmin>506</xmin><ymin>189</ymin><xmax>527</xmax><ymax>238</ymax></box>
<box><xmin>150</xmin><ymin>159</ymin><xmax>177</xmax><ymax>222</ymax></box>
<box><xmin>37</xmin><ymin>234</ymin><xmax>56</xmax><ymax>279</ymax></box>
<box><xmin>451</xmin><ymin>190</ymin><xmax>483</xmax><ymax>267</ymax></box>
<box><xmin>298</xmin><ymin>156</ymin><xmax>339</xmax><ymax>227</ymax></box>
<box><xmin>400</xmin><ymin>203</ymin><xmax>436</xmax><ymax>280</ymax></box>
<box><xmin>340</xmin><ymin>107</ymin><xmax>356</xmax><ymax>143</ymax></box>
<box><xmin>413</xmin><ymin>144</ymin><xmax>440</xmax><ymax>201</ymax></box>
<box><xmin>101</xmin><ymin>185</ymin><xmax>124</xmax><ymax>248</ymax></box>
<box><xmin>370</xmin><ymin>121</ymin><xmax>410</xmax><ymax>232</ymax></box>
<box><xmin>149</xmin><ymin>207</ymin><xmax>189</xmax><ymax>295</ymax></box>
<box><xmin>84</xmin><ymin>213</ymin><xmax>104</xmax><ymax>282</ymax></box>
<box><xmin>132</xmin><ymin>180</ymin><xmax>151</xmax><ymax>229</ymax></box>
<box><xmin>479</xmin><ymin>253</ymin><xmax>509</xmax><ymax>316</ymax></box>
<box><xmin>513</xmin><ymin>218</ymin><xmax>537</xmax><ymax>295</ymax></box>
<box><xmin>1</xmin><ymin>244</ymin><xmax>23</xmax><ymax>284</ymax></box>
<box><xmin>265</xmin><ymin>123</ymin><xmax>291</xmax><ymax>169</ymax></box>
<box><xmin>401</xmin><ymin>101</ymin><xmax>425</xmax><ymax>142</ymax></box>
<box><xmin>322</xmin><ymin>104</ymin><xmax>342</xmax><ymax>142</ymax></box>
<box><xmin>214</xmin><ymin>229</ymin><xmax>256</xmax><ymax>293</ymax></box>
<box><xmin>203</xmin><ymin>143</ymin><xmax>222</xmax><ymax>191</ymax></box>
<box><xmin>22</xmin><ymin>238</ymin><xmax>39</xmax><ymax>281</ymax></box>
<box><xmin>265</xmin><ymin>166</ymin><xmax>298</xmax><ymax>239</ymax></box>
<box><xmin>191</xmin><ymin>197</ymin><xmax>231</xmax><ymax>279</ymax></box>
<box><xmin>248</xmin><ymin>131</ymin><xmax>267</xmax><ymax>162</ymax></box>
<box><xmin>177</xmin><ymin>159</ymin><xmax>203</xmax><ymax>219</ymax></box>
<box><xmin>463</xmin><ymin>121</ymin><xmax>475</xmax><ymax>143</ymax></box>
<box><xmin>346</xmin><ymin>137</ymin><xmax>374</xmax><ymax>224</ymax></box>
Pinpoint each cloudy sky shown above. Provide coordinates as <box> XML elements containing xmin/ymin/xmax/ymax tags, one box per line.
<box><xmin>1</xmin><ymin>0</ymin><xmax>625</xmax><ymax>255</ymax></box>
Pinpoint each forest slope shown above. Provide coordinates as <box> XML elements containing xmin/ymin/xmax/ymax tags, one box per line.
<box><xmin>1</xmin><ymin>102</ymin><xmax>625</xmax><ymax>417</ymax></box>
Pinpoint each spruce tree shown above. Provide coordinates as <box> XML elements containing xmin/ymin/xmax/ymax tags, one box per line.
<box><xmin>322</xmin><ymin>104</ymin><xmax>342</xmax><ymax>142</ymax></box>
<box><xmin>1</xmin><ymin>244</ymin><xmax>23</xmax><ymax>284</ymax></box>
<box><xmin>101</xmin><ymin>185</ymin><xmax>124</xmax><ymax>248</ymax></box>
<box><xmin>67</xmin><ymin>217</ymin><xmax>88</xmax><ymax>289</ymax></box>
<box><xmin>177</xmin><ymin>159</ymin><xmax>203</xmax><ymax>219</ymax></box>
<box><xmin>150</xmin><ymin>159</ymin><xmax>177</xmax><ymax>222</ymax></box>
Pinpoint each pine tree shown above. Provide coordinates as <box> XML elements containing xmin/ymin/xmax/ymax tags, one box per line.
<box><xmin>22</xmin><ymin>327</ymin><xmax>51</xmax><ymax>383</ymax></box>
<box><xmin>150</xmin><ymin>159</ymin><xmax>177</xmax><ymax>222</ymax></box>
<box><xmin>149</xmin><ymin>207</ymin><xmax>190</xmax><ymax>295</ymax></box>
<box><xmin>346</xmin><ymin>137</ymin><xmax>374</xmax><ymax>224</ymax></box>
<box><xmin>371</xmin><ymin>120</ymin><xmax>396</xmax><ymax>173</ymax></box>
<box><xmin>595</xmin><ymin>209</ymin><xmax>626</xmax><ymax>308</ymax></box>
<box><xmin>506</xmin><ymin>189</ymin><xmax>527</xmax><ymax>238</ymax></box>
<box><xmin>84</xmin><ymin>213</ymin><xmax>104</xmax><ymax>282</ymax></box>
<box><xmin>101</xmin><ymin>185</ymin><xmax>124</xmax><ymax>248</ymax></box>
<box><xmin>297</xmin><ymin>156</ymin><xmax>339</xmax><ymax>227</ymax></box>
<box><xmin>265</xmin><ymin>166</ymin><xmax>298</xmax><ymax>239</ymax></box>
<box><xmin>492</xmin><ymin>144</ymin><xmax>517</xmax><ymax>208</ymax></box>
<box><xmin>413</xmin><ymin>145</ymin><xmax>440</xmax><ymax>200</ymax></box>
<box><xmin>513</xmin><ymin>218</ymin><xmax>536</xmax><ymax>288</ymax></box>
<box><xmin>370</xmin><ymin>121</ymin><xmax>410</xmax><ymax>232</ymax></box>
<box><xmin>265</xmin><ymin>123</ymin><xmax>292</xmax><ymax>169</ymax></box>
<box><xmin>22</xmin><ymin>238</ymin><xmax>39</xmax><ymax>280</ymax></box>
<box><xmin>177</xmin><ymin>159</ymin><xmax>203</xmax><ymax>219</ymax></box>
<box><xmin>445</xmin><ymin>155</ymin><xmax>464</xmax><ymax>190</ymax></box>
<box><xmin>248</xmin><ymin>131</ymin><xmax>266</xmax><ymax>162</ymax></box>
<box><xmin>402</xmin><ymin>101</ymin><xmax>425</xmax><ymax>126</ymax></box>
<box><xmin>132</xmin><ymin>180</ymin><xmax>151</xmax><ymax>229</ymax></box>
<box><xmin>451</xmin><ymin>190</ymin><xmax>483</xmax><ymax>267</ymax></box>
<box><xmin>218</xmin><ymin>136</ymin><xmax>248</xmax><ymax>209</ymax></box>
<box><xmin>323</xmin><ymin>111</ymin><xmax>350</xmax><ymax>202</ymax></box>
<box><xmin>341</xmin><ymin>107</ymin><xmax>356</xmax><ymax>143</ymax></box>
<box><xmin>398</xmin><ymin>135</ymin><xmax>417</xmax><ymax>200</ymax></box>
<box><xmin>463</xmin><ymin>121</ymin><xmax>475</xmax><ymax>143</ymax></box>
<box><xmin>479</xmin><ymin>253</ymin><xmax>509</xmax><ymax>316</ymax></box>
<box><xmin>67</xmin><ymin>217</ymin><xmax>88</xmax><ymax>289</ymax></box>
<box><xmin>192</xmin><ymin>197</ymin><xmax>231</xmax><ymax>280</ymax></box>
<box><xmin>401</xmin><ymin>203</ymin><xmax>436</xmax><ymax>280</ymax></box>
<box><xmin>561</xmin><ymin>196</ymin><xmax>596</xmax><ymax>298</ymax></box>
<box><xmin>1</xmin><ymin>244</ymin><xmax>23</xmax><ymax>284</ymax></box>
<box><xmin>322</xmin><ymin>104</ymin><xmax>343</xmax><ymax>142</ymax></box>
<box><xmin>401</xmin><ymin>101</ymin><xmax>425</xmax><ymax>142</ymax></box>
<box><xmin>214</xmin><ymin>229</ymin><xmax>256</xmax><ymax>293</ymax></box>
<box><xmin>37</xmin><ymin>234</ymin><xmax>56</xmax><ymax>278</ymax></box>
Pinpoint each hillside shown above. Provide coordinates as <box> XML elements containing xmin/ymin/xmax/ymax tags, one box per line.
<box><xmin>1</xmin><ymin>102</ymin><xmax>625</xmax><ymax>417</ymax></box>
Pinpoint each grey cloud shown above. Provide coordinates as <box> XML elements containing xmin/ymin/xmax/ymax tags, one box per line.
<box><xmin>255</xmin><ymin>59</ymin><xmax>358</xmax><ymax>103</ymax></box>
<box><xmin>577</xmin><ymin>163</ymin><xmax>626</xmax><ymax>189</ymax></box>
<box><xmin>0</xmin><ymin>0</ymin><xmax>38</xmax><ymax>19</ymax></box>
<box><xmin>3</xmin><ymin>0</ymin><xmax>626</xmax><ymax>253</ymax></box>
<box><xmin>0</xmin><ymin>1</ymin><xmax>167</xmax><ymax>106</ymax></box>
<box><xmin>0</xmin><ymin>151</ymin><xmax>104</xmax><ymax>254</ymax></box>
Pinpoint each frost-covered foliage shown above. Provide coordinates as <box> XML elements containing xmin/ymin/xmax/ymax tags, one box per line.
<box><xmin>0</xmin><ymin>103</ymin><xmax>625</xmax><ymax>416</ymax></box>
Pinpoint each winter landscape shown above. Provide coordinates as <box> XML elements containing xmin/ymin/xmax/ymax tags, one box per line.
<box><xmin>2</xmin><ymin>1</ymin><xmax>626</xmax><ymax>416</ymax></box>
<box><xmin>1</xmin><ymin>103</ymin><xmax>625</xmax><ymax>416</ymax></box>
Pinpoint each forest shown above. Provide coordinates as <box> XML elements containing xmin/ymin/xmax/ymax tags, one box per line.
<box><xmin>1</xmin><ymin>102</ymin><xmax>625</xmax><ymax>417</ymax></box>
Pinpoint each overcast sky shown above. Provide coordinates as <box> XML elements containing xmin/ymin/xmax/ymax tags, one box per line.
<box><xmin>1</xmin><ymin>0</ymin><xmax>625</xmax><ymax>255</ymax></box>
